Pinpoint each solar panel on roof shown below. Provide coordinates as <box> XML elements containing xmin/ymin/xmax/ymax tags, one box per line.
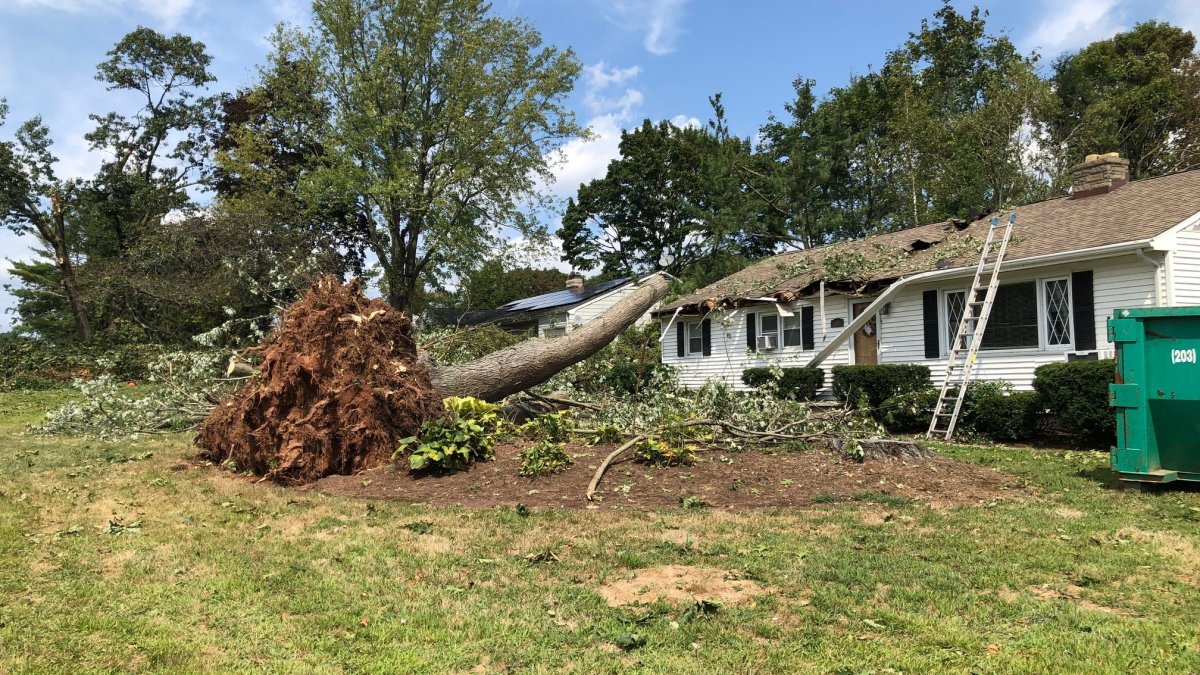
<box><xmin>501</xmin><ymin>277</ymin><xmax>631</xmax><ymax>313</ymax></box>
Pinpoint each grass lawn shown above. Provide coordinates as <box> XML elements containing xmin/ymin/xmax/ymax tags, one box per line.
<box><xmin>2</xmin><ymin>389</ymin><xmax>1200</xmax><ymax>673</ymax></box>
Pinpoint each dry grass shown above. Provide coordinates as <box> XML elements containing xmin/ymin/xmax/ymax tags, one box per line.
<box><xmin>3</xmin><ymin>390</ymin><xmax>1200</xmax><ymax>672</ymax></box>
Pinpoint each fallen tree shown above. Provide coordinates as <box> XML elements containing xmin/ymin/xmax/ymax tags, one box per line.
<box><xmin>426</xmin><ymin>273</ymin><xmax>669</xmax><ymax>401</ymax></box>
<box><xmin>192</xmin><ymin>274</ymin><xmax>671</xmax><ymax>483</ymax></box>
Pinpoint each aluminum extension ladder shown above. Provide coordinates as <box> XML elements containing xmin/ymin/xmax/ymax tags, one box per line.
<box><xmin>927</xmin><ymin>213</ymin><xmax>1016</xmax><ymax>440</ymax></box>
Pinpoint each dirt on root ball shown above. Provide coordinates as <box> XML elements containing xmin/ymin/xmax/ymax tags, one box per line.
<box><xmin>194</xmin><ymin>276</ymin><xmax>444</xmax><ymax>485</ymax></box>
<box><xmin>308</xmin><ymin>443</ymin><xmax>1021</xmax><ymax>510</ymax></box>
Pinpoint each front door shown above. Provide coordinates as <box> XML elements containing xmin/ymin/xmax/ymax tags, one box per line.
<box><xmin>852</xmin><ymin>301</ymin><xmax>878</xmax><ymax>365</ymax></box>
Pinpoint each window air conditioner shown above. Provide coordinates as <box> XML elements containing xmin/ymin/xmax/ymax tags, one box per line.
<box><xmin>757</xmin><ymin>335</ymin><xmax>778</xmax><ymax>350</ymax></box>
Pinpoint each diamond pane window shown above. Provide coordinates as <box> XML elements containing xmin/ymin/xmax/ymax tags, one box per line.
<box><xmin>1045</xmin><ymin>279</ymin><xmax>1072</xmax><ymax>346</ymax></box>
<box><xmin>946</xmin><ymin>290</ymin><xmax>966</xmax><ymax>347</ymax></box>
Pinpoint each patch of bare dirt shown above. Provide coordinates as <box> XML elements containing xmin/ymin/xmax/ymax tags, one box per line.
<box><xmin>1117</xmin><ymin>526</ymin><xmax>1200</xmax><ymax>584</ymax></box>
<box><xmin>1027</xmin><ymin>584</ymin><xmax>1132</xmax><ymax>616</ymax></box>
<box><xmin>597</xmin><ymin>565</ymin><xmax>767</xmax><ymax>607</ymax></box>
<box><xmin>195</xmin><ymin>277</ymin><xmax>443</xmax><ymax>485</ymax></box>
<box><xmin>307</xmin><ymin>443</ymin><xmax>1020</xmax><ymax>510</ymax></box>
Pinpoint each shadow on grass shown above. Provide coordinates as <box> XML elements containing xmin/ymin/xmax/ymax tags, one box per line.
<box><xmin>1077</xmin><ymin>465</ymin><xmax>1200</xmax><ymax>494</ymax></box>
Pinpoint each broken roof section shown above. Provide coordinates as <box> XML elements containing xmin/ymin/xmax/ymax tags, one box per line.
<box><xmin>660</xmin><ymin>169</ymin><xmax>1200</xmax><ymax>315</ymax></box>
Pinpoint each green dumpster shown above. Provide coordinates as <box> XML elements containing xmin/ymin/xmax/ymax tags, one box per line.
<box><xmin>1108</xmin><ymin>307</ymin><xmax>1200</xmax><ymax>485</ymax></box>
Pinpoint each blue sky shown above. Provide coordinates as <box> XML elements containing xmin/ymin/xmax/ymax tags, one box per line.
<box><xmin>2</xmin><ymin>0</ymin><xmax>1198</xmax><ymax>329</ymax></box>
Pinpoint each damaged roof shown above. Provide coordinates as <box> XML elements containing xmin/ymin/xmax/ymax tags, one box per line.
<box><xmin>660</xmin><ymin>169</ymin><xmax>1200</xmax><ymax>315</ymax></box>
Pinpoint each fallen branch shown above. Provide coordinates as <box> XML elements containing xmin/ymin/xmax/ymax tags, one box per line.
<box><xmin>586</xmin><ymin>434</ymin><xmax>645</xmax><ymax>501</ymax></box>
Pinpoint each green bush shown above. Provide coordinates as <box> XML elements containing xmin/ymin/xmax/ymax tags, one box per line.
<box><xmin>1033</xmin><ymin>359</ymin><xmax>1116</xmax><ymax>445</ymax></box>
<box><xmin>632</xmin><ymin>438</ymin><xmax>695</xmax><ymax>466</ymax></box>
<box><xmin>880</xmin><ymin>388</ymin><xmax>939</xmax><ymax>433</ymax></box>
<box><xmin>398</xmin><ymin>396</ymin><xmax>501</xmax><ymax>471</ymax></box>
<box><xmin>880</xmin><ymin>382</ymin><xmax>1043</xmax><ymax>442</ymax></box>
<box><xmin>741</xmin><ymin>367</ymin><xmax>825</xmax><ymax>400</ymax></box>
<box><xmin>517</xmin><ymin>410</ymin><xmax>573</xmax><ymax>443</ymax></box>
<box><xmin>965</xmin><ymin>390</ymin><xmax>1043</xmax><ymax>442</ymax></box>
<box><xmin>832</xmin><ymin>364</ymin><xmax>931</xmax><ymax>413</ymax></box>
<box><xmin>518</xmin><ymin>440</ymin><xmax>572</xmax><ymax>477</ymax></box>
<box><xmin>0</xmin><ymin>335</ymin><xmax>166</xmax><ymax>390</ymax></box>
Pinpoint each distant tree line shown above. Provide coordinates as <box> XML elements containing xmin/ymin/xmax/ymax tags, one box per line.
<box><xmin>561</xmin><ymin>4</ymin><xmax>1200</xmax><ymax>288</ymax></box>
<box><xmin>1</xmin><ymin>1</ymin><xmax>1198</xmax><ymax>342</ymax></box>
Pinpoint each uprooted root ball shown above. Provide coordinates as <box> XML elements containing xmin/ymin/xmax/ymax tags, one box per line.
<box><xmin>194</xmin><ymin>277</ymin><xmax>444</xmax><ymax>485</ymax></box>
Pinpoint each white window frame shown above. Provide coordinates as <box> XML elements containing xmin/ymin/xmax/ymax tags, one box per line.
<box><xmin>758</xmin><ymin>313</ymin><xmax>780</xmax><ymax>346</ymax></box>
<box><xmin>686</xmin><ymin>321</ymin><xmax>705</xmax><ymax>356</ymax></box>
<box><xmin>940</xmin><ymin>276</ymin><xmax>1076</xmax><ymax>355</ymax></box>
<box><xmin>1042</xmin><ymin>276</ymin><xmax>1074</xmax><ymax>349</ymax></box>
<box><xmin>781</xmin><ymin>313</ymin><xmax>804</xmax><ymax>348</ymax></box>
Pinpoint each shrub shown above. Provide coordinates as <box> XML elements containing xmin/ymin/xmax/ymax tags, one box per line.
<box><xmin>1033</xmin><ymin>359</ymin><xmax>1116</xmax><ymax>445</ymax></box>
<box><xmin>741</xmin><ymin>366</ymin><xmax>825</xmax><ymax>400</ymax></box>
<box><xmin>880</xmin><ymin>388</ymin><xmax>939</xmax><ymax>433</ymax></box>
<box><xmin>518</xmin><ymin>410</ymin><xmax>572</xmax><ymax>443</ymax></box>
<box><xmin>880</xmin><ymin>382</ymin><xmax>1043</xmax><ymax>442</ymax></box>
<box><xmin>399</xmin><ymin>396</ymin><xmax>501</xmax><ymax>471</ymax></box>
<box><xmin>964</xmin><ymin>389</ymin><xmax>1043</xmax><ymax>442</ymax></box>
<box><xmin>0</xmin><ymin>336</ymin><xmax>166</xmax><ymax>390</ymax></box>
<box><xmin>519</xmin><ymin>440</ymin><xmax>572</xmax><ymax>477</ymax></box>
<box><xmin>832</xmin><ymin>364</ymin><xmax>931</xmax><ymax>413</ymax></box>
<box><xmin>632</xmin><ymin>438</ymin><xmax>695</xmax><ymax>466</ymax></box>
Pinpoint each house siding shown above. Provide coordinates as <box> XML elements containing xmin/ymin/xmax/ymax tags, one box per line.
<box><xmin>663</xmin><ymin>253</ymin><xmax>1158</xmax><ymax>393</ymax></box>
<box><xmin>568</xmin><ymin>285</ymin><xmax>649</xmax><ymax>328</ymax></box>
<box><xmin>1173</xmin><ymin>226</ymin><xmax>1200</xmax><ymax>305</ymax></box>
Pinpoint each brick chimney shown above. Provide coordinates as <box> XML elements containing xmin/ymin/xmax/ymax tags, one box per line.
<box><xmin>1070</xmin><ymin>152</ymin><xmax>1129</xmax><ymax>199</ymax></box>
<box><xmin>565</xmin><ymin>276</ymin><xmax>584</xmax><ymax>290</ymax></box>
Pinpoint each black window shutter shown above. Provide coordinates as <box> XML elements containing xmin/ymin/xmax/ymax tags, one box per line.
<box><xmin>676</xmin><ymin>321</ymin><xmax>685</xmax><ymax>357</ymax></box>
<box><xmin>801</xmin><ymin>306</ymin><xmax>815</xmax><ymax>350</ymax></box>
<box><xmin>745</xmin><ymin>312</ymin><xmax>757</xmax><ymax>352</ymax></box>
<box><xmin>922</xmin><ymin>290</ymin><xmax>939</xmax><ymax>358</ymax></box>
<box><xmin>701</xmin><ymin>319</ymin><xmax>712</xmax><ymax>356</ymax></box>
<box><xmin>1071</xmin><ymin>270</ymin><xmax>1096</xmax><ymax>351</ymax></box>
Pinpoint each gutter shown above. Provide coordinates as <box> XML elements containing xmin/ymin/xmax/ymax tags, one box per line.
<box><xmin>1135</xmin><ymin>247</ymin><xmax>1165</xmax><ymax>306</ymax></box>
<box><xmin>805</xmin><ymin>238</ymin><xmax>1157</xmax><ymax>368</ymax></box>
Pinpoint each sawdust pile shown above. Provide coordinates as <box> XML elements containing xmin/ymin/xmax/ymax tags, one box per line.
<box><xmin>195</xmin><ymin>277</ymin><xmax>444</xmax><ymax>485</ymax></box>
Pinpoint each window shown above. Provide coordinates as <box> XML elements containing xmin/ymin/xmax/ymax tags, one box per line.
<box><xmin>945</xmin><ymin>290</ymin><xmax>967</xmax><ymax>346</ymax></box>
<box><xmin>782</xmin><ymin>315</ymin><xmax>803</xmax><ymax>347</ymax></box>
<box><xmin>983</xmin><ymin>281</ymin><xmax>1039</xmax><ymax>348</ymax></box>
<box><xmin>759</xmin><ymin>313</ymin><xmax>779</xmax><ymax>345</ymax></box>
<box><xmin>945</xmin><ymin>279</ymin><xmax>1067</xmax><ymax>352</ymax></box>
<box><xmin>687</xmin><ymin>321</ymin><xmax>704</xmax><ymax>355</ymax></box>
<box><xmin>1044</xmin><ymin>278</ymin><xmax>1072</xmax><ymax>346</ymax></box>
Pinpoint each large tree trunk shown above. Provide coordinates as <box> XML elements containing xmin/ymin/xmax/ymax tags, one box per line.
<box><xmin>428</xmin><ymin>274</ymin><xmax>669</xmax><ymax>401</ymax></box>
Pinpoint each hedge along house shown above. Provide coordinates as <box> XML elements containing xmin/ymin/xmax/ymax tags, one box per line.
<box><xmin>657</xmin><ymin>154</ymin><xmax>1200</xmax><ymax>394</ymax></box>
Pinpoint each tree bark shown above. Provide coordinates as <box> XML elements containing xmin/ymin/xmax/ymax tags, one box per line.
<box><xmin>428</xmin><ymin>274</ymin><xmax>669</xmax><ymax>401</ymax></box>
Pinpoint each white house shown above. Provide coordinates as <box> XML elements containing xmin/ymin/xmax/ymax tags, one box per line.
<box><xmin>657</xmin><ymin>154</ymin><xmax>1200</xmax><ymax>393</ymax></box>
<box><xmin>435</xmin><ymin>276</ymin><xmax>651</xmax><ymax>338</ymax></box>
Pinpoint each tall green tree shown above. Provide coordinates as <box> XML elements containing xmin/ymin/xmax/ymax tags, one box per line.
<box><xmin>271</xmin><ymin>0</ymin><xmax>583</xmax><ymax>311</ymax></box>
<box><xmin>1050</xmin><ymin>21</ymin><xmax>1200</xmax><ymax>179</ymax></box>
<box><xmin>458</xmin><ymin>259</ymin><xmax>567</xmax><ymax>308</ymax></box>
<box><xmin>0</xmin><ymin>27</ymin><xmax>217</xmax><ymax>342</ymax></box>
<box><xmin>561</xmin><ymin>111</ymin><xmax>772</xmax><ymax>278</ymax></box>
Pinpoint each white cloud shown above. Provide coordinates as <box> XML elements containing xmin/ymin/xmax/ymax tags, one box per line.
<box><xmin>546</xmin><ymin>113</ymin><xmax>625</xmax><ymax>198</ymax></box>
<box><xmin>1023</xmin><ymin>0</ymin><xmax>1126</xmax><ymax>57</ymax></box>
<box><xmin>606</xmin><ymin>0</ymin><xmax>687</xmax><ymax>55</ymax></box>
<box><xmin>8</xmin><ymin>0</ymin><xmax>198</xmax><ymax>28</ymax></box>
<box><xmin>670</xmin><ymin>114</ymin><xmax>701</xmax><ymax>129</ymax></box>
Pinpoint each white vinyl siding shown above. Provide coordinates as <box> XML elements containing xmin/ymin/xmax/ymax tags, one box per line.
<box><xmin>661</xmin><ymin>301</ymin><xmax>850</xmax><ymax>396</ymax></box>
<box><xmin>1173</xmin><ymin>226</ymin><xmax>1200</xmax><ymax>305</ymax></box>
<box><xmin>665</xmin><ymin>252</ymin><xmax>1159</xmax><ymax>393</ymax></box>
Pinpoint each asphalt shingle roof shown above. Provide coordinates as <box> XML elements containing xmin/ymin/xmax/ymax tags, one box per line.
<box><xmin>661</xmin><ymin>169</ymin><xmax>1200</xmax><ymax>314</ymax></box>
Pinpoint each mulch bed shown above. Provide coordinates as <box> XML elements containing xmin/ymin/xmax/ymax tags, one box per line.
<box><xmin>306</xmin><ymin>442</ymin><xmax>1021</xmax><ymax>510</ymax></box>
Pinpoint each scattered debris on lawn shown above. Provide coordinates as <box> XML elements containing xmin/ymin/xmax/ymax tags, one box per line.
<box><xmin>195</xmin><ymin>277</ymin><xmax>443</xmax><ymax>485</ymax></box>
<box><xmin>597</xmin><ymin>565</ymin><xmax>767</xmax><ymax>607</ymax></box>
